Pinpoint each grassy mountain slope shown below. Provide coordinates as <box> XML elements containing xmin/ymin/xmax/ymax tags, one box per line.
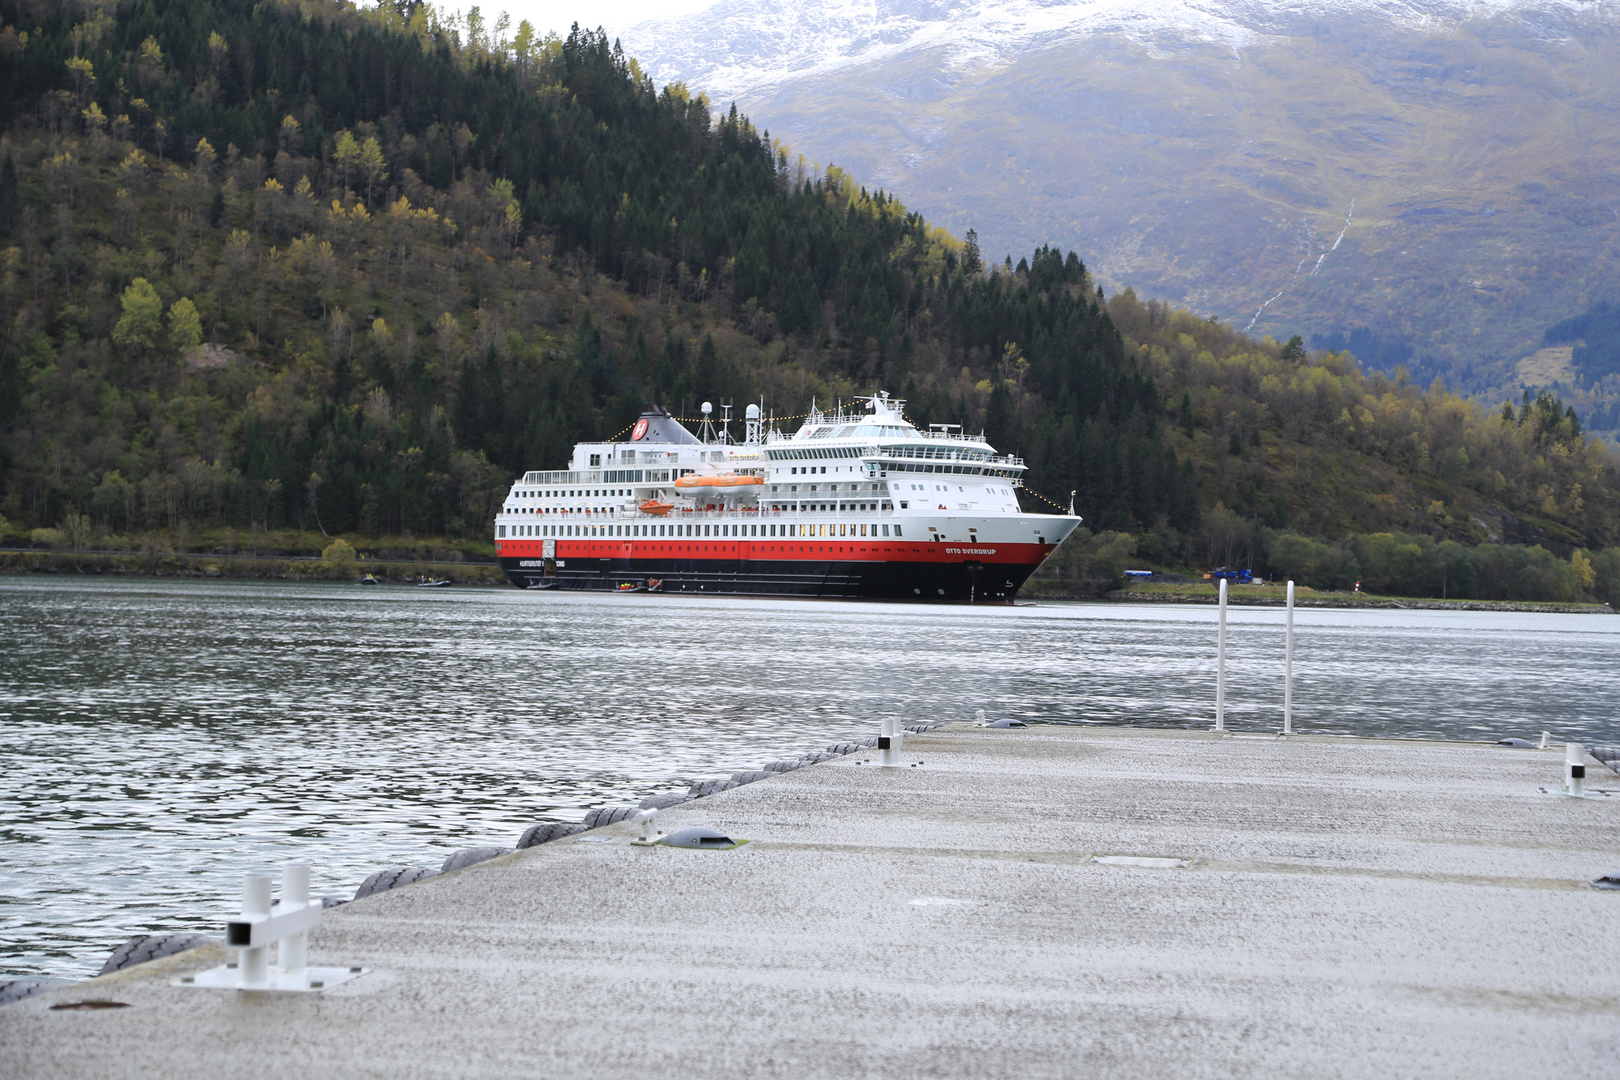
<box><xmin>1</xmin><ymin>0</ymin><xmax>1618</xmax><ymax>603</ymax></box>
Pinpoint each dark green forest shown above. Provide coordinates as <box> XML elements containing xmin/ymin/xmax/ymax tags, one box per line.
<box><xmin>2</xmin><ymin>0</ymin><xmax>1619</xmax><ymax>602</ymax></box>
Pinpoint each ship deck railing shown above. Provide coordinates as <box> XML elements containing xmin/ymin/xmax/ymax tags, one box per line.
<box><xmin>517</xmin><ymin>502</ymin><xmax>1063</xmax><ymax>526</ymax></box>
<box><xmin>610</xmin><ymin>507</ymin><xmax>908</xmax><ymax>521</ymax></box>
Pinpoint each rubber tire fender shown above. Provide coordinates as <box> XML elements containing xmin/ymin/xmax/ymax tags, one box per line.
<box><xmin>686</xmin><ymin>779</ymin><xmax>738</xmax><ymax>798</ymax></box>
<box><xmin>581</xmin><ymin>806</ymin><xmax>638</xmax><ymax>829</ymax></box>
<box><xmin>440</xmin><ymin>846</ymin><xmax>507</xmax><ymax>873</ymax></box>
<box><xmin>0</xmin><ymin>978</ymin><xmax>72</xmax><ymax>1007</ymax></box>
<box><xmin>636</xmin><ymin>794</ymin><xmax>690</xmax><ymax>810</ymax></box>
<box><xmin>516</xmin><ymin>822</ymin><xmax>586</xmax><ymax>848</ymax></box>
<box><xmin>353</xmin><ymin>866</ymin><xmax>439</xmax><ymax>901</ymax></box>
<box><xmin>96</xmin><ymin>933</ymin><xmax>216</xmax><ymax>977</ymax></box>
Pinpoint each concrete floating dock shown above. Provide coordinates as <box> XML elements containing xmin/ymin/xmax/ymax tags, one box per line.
<box><xmin>4</xmin><ymin>725</ymin><xmax>1617</xmax><ymax>1078</ymax></box>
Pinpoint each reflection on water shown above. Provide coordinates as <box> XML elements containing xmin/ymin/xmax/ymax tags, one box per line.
<box><xmin>2</xmin><ymin>578</ymin><xmax>1615</xmax><ymax>978</ymax></box>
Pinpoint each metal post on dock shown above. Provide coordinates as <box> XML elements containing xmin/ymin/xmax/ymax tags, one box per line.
<box><xmin>179</xmin><ymin>862</ymin><xmax>364</xmax><ymax>994</ymax></box>
<box><xmin>278</xmin><ymin>863</ymin><xmax>310</xmax><ymax>977</ymax></box>
<box><xmin>1283</xmin><ymin>580</ymin><xmax>1295</xmax><ymax>736</ymax></box>
<box><xmin>879</xmin><ymin>718</ymin><xmax>903</xmax><ymax>766</ymax></box>
<box><xmin>237</xmin><ymin>874</ymin><xmax>273</xmax><ymax>989</ymax></box>
<box><xmin>1566</xmin><ymin>743</ymin><xmax>1586</xmax><ymax>797</ymax></box>
<box><xmin>1214</xmin><ymin>578</ymin><xmax>1227</xmax><ymax>732</ymax></box>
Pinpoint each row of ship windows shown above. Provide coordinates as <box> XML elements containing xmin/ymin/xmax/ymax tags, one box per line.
<box><xmin>781</xmin><ymin>463</ymin><xmax>1007</xmax><ymax>477</ymax></box>
<box><xmin>510</xmin><ymin>488</ymin><xmax>630</xmax><ymax>501</ymax></box>
<box><xmin>770</xmin><ymin>444</ymin><xmax>989</xmax><ymax>461</ymax></box>
<box><xmin>505</xmin><ymin>484</ymin><xmax>996</xmax><ymax>516</ymax></box>
<box><xmin>507</xmin><ymin>504</ymin><xmax>903</xmax><ymax>516</ymax></box>
<box><xmin>509</xmin><ymin>472</ymin><xmax>1012</xmax><ymax>505</ymax></box>
<box><xmin>765</xmin><ymin>502</ymin><xmax>892</xmax><ymax>512</ymax></box>
<box><xmin>502</xmin><ymin>522</ymin><xmax>906</xmax><ymax>539</ymax></box>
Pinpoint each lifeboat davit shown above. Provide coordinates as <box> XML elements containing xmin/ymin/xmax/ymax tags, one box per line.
<box><xmin>639</xmin><ymin>499</ymin><xmax>674</xmax><ymax>516</ymax></box>
<box><xmin>672</xmin><ymin>473</ymin><xmax>764</xmax><ymax>502</ymax></box>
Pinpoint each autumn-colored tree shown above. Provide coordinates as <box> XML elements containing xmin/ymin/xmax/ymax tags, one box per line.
<box><xmin>278</xmin><ymin>114</ymin><xmax>302</xmax><ymax>155</ymax></box>
<box><xmin>332</xmin><ymin>129</ymin><xmax>360</xmax><ymax>193</ymax></box>
<box><xmin>168</xmin><ymin>297</ymin><xmax>202</xmax><ymax>353</ymax></box>
<box><xmin>358</xmin><ymin>137</ymin><xmax>386</xmax><ymax>204</ymax></box>
<box><xmin>111</xmin><ymin>278</ymin><xmax>162</xmax><ymax>353</ymax></box>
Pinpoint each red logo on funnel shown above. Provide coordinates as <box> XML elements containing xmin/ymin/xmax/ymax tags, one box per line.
<box><xmin>631</xmin><ymin>418</ymin><xmax>649</xmax><ymax>441</ymax></box>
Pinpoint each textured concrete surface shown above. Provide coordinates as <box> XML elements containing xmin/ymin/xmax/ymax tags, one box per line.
<box><xmin>3</xmin><ymin>725</ymin><xmax>1617</xmax><ymax>1079</ymax></box>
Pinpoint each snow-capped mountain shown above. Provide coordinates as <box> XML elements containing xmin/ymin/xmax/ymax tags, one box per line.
<box><xmin>624</xmin><ymin>0</ymin><xmax>1605</xmax><ymax>104</ymax></box>
<box><xmin>621</xmin><ymin>0</ymin><xmax>1620</xmax><ymax>416</ymax></box>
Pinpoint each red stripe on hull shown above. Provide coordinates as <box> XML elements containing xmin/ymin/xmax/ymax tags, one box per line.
<box><xmin>495</xmin><ymin>540</ymin><xmax>1056</xmax><ymax>565</ymax></box>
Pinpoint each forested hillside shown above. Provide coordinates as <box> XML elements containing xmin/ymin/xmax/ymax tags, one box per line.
<box><xmin>1</xmin><ymin>0</ymin><xmax>1618</xmax><ymax>602</ymax></box>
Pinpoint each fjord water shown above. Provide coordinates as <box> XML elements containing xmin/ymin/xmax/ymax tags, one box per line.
<box><xmin>2</xmin><ymin>578</ymin><xmax>1616</xmax><ymax>980</ymax></box>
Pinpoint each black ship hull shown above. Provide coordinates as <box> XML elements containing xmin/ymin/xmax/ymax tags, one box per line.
<box><xmin>498</xmin><ymin>555</ymin><xmax>1039</xmax><ymax>602</ymax></box>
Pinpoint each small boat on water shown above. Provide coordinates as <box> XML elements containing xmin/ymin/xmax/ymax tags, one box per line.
<box><xmin>615</xmin><ymin>581</ymin><xmax>646</xmax><ymax>593</ymax></box>
<box><xmin>526</xmin><ymin>579</ymin><xmax>558</xmax><ymax>590</ymax></box>
<box><xmin>416</xmin><ymin>578</ymin><xmax>452</xmax><ymax>587</ymax></box>
<box><xmin>359</xmin><ymin>574</ymin><xmax>381</xmax><ymax>585</ymax></box>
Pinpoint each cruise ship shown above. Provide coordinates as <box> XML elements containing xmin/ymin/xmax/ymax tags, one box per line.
<box><xmin>492</xmin><ymin>392</ymin><xmax>1082</xmax><ymax>601</ymax></box>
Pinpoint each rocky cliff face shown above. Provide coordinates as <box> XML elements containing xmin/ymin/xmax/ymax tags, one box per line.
<box><xmin>624</xmin><ymin>0</ymin><xmax>1620</xmax><ymax>424</ymax></box>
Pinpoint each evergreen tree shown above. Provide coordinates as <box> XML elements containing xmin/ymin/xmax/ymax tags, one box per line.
<box><xmin>0</xmin><ymin>152</ymin><xmax>17</xmax><ymax>239</ymax></box>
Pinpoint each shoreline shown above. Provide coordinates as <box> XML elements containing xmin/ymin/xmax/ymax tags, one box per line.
<box><xmin>0</xmin><ymin>549</ymin><xmax>506</xmax><ymax>585</ymax></box>
<box><xmin>4</xmin><ymin>553</ymin><xmax>1612</xmax><ymax>611</ymax></box>
<box><xmin>1034</xmin><ymin>586</ymin><xmax>1615</xmax><ymax>614</ymax></box>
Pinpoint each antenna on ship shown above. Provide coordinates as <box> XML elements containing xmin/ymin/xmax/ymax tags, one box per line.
<box><xmin>745</xmin><ymin>401</ymin><xmax>762</xmax><ymax>446</ymax></box>
<box><xmin>1069</xmin><ymin>490</ymin><xmax>1077</xmax><ymax>517</ymax></box>
<box><xmin>699</xmin><ymin>401</ymin><xmax>714</xmax><ymax>444</ymax></box>
<box><xmin>719</xmin><ymin>400</ymin><xmax>734</xmax><ymax>445</ymax></box>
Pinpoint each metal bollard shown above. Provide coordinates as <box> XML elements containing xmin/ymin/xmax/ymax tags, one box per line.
<box><xmin>1539</xmin><ymin>731</ymin><xmax>1551</xmax><ymax>750</ymax></box>
<box><xmin>227</xmin><ymin>864</ymin><xmax>323</xmax><ymax>990</ymax></box>
<box><xmin>879</xmin><ymin>718</ymin><xmax>903</xmax><ymax>766</ymax></box>
<box><xmin>631</xmin><ymin>808</ymin><xmax>661</xmax><ymax>845</ymax></box>
<box><xmin>278</xmin><ymin>863</ymin><xmax>311</xmax><ymax>976</ymax></box>
<box><xmin>1566</xmin><ymin>743</ymin><xmax>1586</xmax><ymax>797</ymax></box>
<box><xmin>181</xmin><ymin>863</ymin><xmax>365</xmax><ymax>994</ymax></box>
<box><xmin>237</xmin><ymin>874</ymin><xmax>273</xmax><ymax>989</ymax></box>
<box><xmin>1282</xmin><ymin>580</ymin><xmax>1295</xmax><ymax>736</ymax></box>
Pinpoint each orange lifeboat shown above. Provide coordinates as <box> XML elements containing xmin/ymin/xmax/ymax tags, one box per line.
<box><xmin>672</xmin><ymin>473</ymin><xmax>765</xmax><ymax>501</ymax></box>
<box><xmin>639</xmin><ymin>499</ymin><xmax>674</xmax><ymax>517</ymax></box>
